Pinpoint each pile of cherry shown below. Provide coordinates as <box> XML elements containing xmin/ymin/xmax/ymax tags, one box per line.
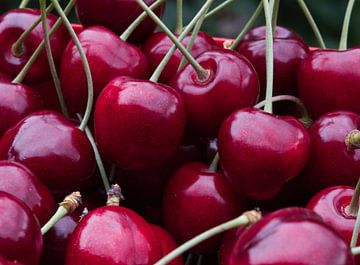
<box><xmin>0</xmin><ymin>0</ymin><xmax>360</xmax><ymax>264</ymax></box>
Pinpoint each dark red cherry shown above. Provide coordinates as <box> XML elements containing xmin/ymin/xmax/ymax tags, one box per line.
<box><xmin>31</xmin><ymin>79</ymin><xmax>62</xmax><ymax>113</ymax></box>
<box><xmin>227</xmin><ymin>208</ymin><xmax>354</xmax><ymax>265</ymax></box>
<box><xmin>0</xmin><ymin>191</ymin><xmax>42</xmax><ymax>265</ymax></box>
<box><xmin>0</xmin><ymin>73</ymin><xmax>10</xmax><ymax>82</ymax></box>
<box><xmin>94</xmin><ymin>76</ymin><xmax>185</xmax><ymax>170</ymax></box>
<box><xmin>65</xmin><ymin>206</ymin><xmax>162</xmax><ymax>265</ymax></box>
<box><xmin>170</xmin><ymin>49</ymin><xmax>259</xmax><ymax>137</ymax></box>
<box><xmin>60</xmin><ymin>26</ymin><xmax>149</xmax><ymax>114</ymax></box>
<box><xmin>75</xmin><ymin>0</ymin><xmax>165</xmax><ymax>43</ymax></box>
<box><xmin>0</xmin><ymin>80</ymin><xmax>42</xmax><ymax>136</ymax></box>
<box><xmin>298</xmin><ymin>48</ymin><xmax>360</xmax><ymax>119</ymax></box>
<box><xmin>143</xmin><ymin>31</ymin><xmax>218</xmax><ymax>84</ymax></box>
<box><xmin>218</xmin><ymin>107</ymin><xmax>310</xmax><ymax>200</ymax></box>
<box><xmin>0</xmin><ymin>160</ymin><xmax>55</xmax><ymax>225</ymax></box>
<box><xmin>0</xmin><ymin>110</ymin><xmax>96</xmax><ymax>197</ymax></box>
<box><xmin>300</xmin><ymin>111</ymin><xmax>360</xmax><ymax>194</ymax></box>
<box><xmin>219</xmin><ymin>227</ymin><xmax>247</xmax><ymax>265</ymax></box>
<box><xmin>235</xmin><ymin>25</ymin><xmax>309</xmax><ymax>100</ymax></box>
<box><xmin>162</xmin><ymin>162</ymin><xmax>245</xmax><ymax>254</ymax></box>
<box><xmin>0</xmin><ymin>8</ymin><xmax>68</xmax><ymax>83</ymax></box>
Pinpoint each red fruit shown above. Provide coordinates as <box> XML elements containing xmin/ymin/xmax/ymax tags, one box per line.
<box><xmin>94</xmin><ymin>77</ymin><xmax>185</xmax><ymax>170</ymax></box>
<box><xmin>170</xmin><ymin>49</ymin><xmax>259</xmax><ymax>137</ymax></box>
<box><xmin>227</xmin><ymin>208</ymin><xmax>354</xmax><ymax>265</ymax></box>
<box><xmin>0</xmin><ymin>191</ymin><xmax>42</xmax><ymax>265</ymax></box>
<box><xmin>143</xmin><ymin>32</ymin><xmax>218</xmax><ymax>84</ymax></box>
<box><xmin>75</xmin><ymin>0</ymin><xmax>165</xmax><ymax>43</ymax></box>
<box><xmin>0</xmin><ymin>80</ymin><xmax>42</xmax><ymax>135</ymax></box>
<box><xmin>60</xmin><ymin>26</ymin><xmax>149</xmax><ymax>114</ymax></box>
<box><xmin>218</xmin><ymin>107</ymin><xmax>310</xmax><ymax>200</ymax></box>
<box><xmin>0</xmin><ymin>8</ymin><xmax>68</xmax><ymax>83</ymax></box>
<box><xmin>298</xmin><ymin>48</ymin><xmax>360</xmax><ymax>119</ymax></box>
<box><xmin>162</xmin><ymin>162</ymin><xmax>245</xmax><ymax>254</ymax></box>
<box><xmin>0</xmin><ymin>110</ymin><xmax>96</xmax><ymax>196</ymax></box>
<box><xmin>65</xmin><ymin>206</ymin><xmax>162</xmax><ymax>265</ymax></box>
<box><xmin>219</xmin><ymin>227</ymin><xmax>247</xmax><ymax>265</ymax></box>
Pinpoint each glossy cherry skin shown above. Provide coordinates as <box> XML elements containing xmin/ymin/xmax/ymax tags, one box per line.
<box><xmin>94</xmin><ymin>76</ymin><xmax>185</xmax><ymax>170</ymax></box>
<box><xmin>143</xmin><ymin>32</ymin><xmax>218</xmax><ymax>84</ymax></box>
<box><xmin>0</xmin><ymin>110</ymin><xmax>96</xmax><ymax>196</ymax></box>
<box><xmin>300</xmin><ymin>111</ymin><xmax>360</xmax><ymax>194</ymax></box>
<box><xmin>236</xmin><ymin>25</ymin><xmax>309</xmax><ymax>100</ymax></box>
<box><xmin>0</xmin><ymin>160</ymin><xmax>55</xmax><ymax>225</ymax></box>
<box><xmin>60</xmin><ymin>26</ymin><xmax>149</xmax><ymax>114</ymax></box>
<box><xmin>0</xmin><ymin>191</ymin><xmax>42</xmax><ymax>265</ymax></box>
<box><xmin>218</xmin><ymin>107</ymin><xmax>310</xmax><ymax>200</ymax></box>
<box><xmin>226</xmin><ymin>208</ymin><xmax>354</xmax><ymax>265</ymax></box>
<box><xmin>0</xmin><ymin>80</ymin><xmax>42</xmax><ymax>136</ymax></box>
<box><xmin>0</xmin><ymin>73</ymin><xmax>10</xmax><ymax>82</ymax></box>
<box><xmin>298</xmin><ymin>48</ymin><xmax>360</xmax><ymax>119</ymax></box>
<box><xmin>162</xmin><ymin>162</ymin><xmax>245</xmax><ymax>254</ymax></box>
<box><xmin>219</xmin><ymin>227</ymin><xmax>247</xmax><ymax>265</ymax></box>
<box><xmin>170</xmin><ymin>49</ymin><xmax>259</xmax><ymax>137</ymax></box>
<box><xmin>65</xmin><ymin>205</ymin><xmax>162</xmax><ymax>265</ymax></box>
<box><xmin>0</xmin><ymin>9</ymin><xmax>68</xmax><ymax>83</ymax></box>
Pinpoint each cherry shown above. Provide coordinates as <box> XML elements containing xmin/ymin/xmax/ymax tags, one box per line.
<box><xmin>298</xmin><ymin>48</ymin><xmax>360</xmax><ymax>119</ymax></box>
<box><xmin>170</xmin><ymin>49</ymin><xmax>259</xmax><ymax>137</ymax></box>
<box><xmin>76</xmin><ymin>0</ymin><xmax>165</xmax><ymax>43</ymax></box>
<box><xmin>0</xmin><ymin>110</ymin><xmax>96</xmax><ymax>197</ymax></box>
<box><xmin>0</xmin><ymin>160</ymin><xmax>55</xmax><ymax>226</ymax></box>
<box><xmin>94</xmin><ymin>76</ymin><xmax>185</xmax><ymax>170</ymax></box>
<box><xmin>162</xmin><ymin>162</ymin><xmax>245</xmax><ymax>254</ymax></box>
<box><xmin>218</xmin><ymin>107</ymin><xmax>310</xmax><ymax>200</ymax></box>
<box><xmin>0</xmin><ymin>80</ymin><xmax>42</xmax><ymax>136</ymax></box>
<box><xmin>0</xmin><ymin>73</ymin><xmax>10</xmax><ymax>82</ymax></box>
<box><xmin>143</xmin><ymin>31</ymin><xmax>218</xmax><ymax>84</ymax></box>
<box><xmin>219</xmin><ymin>227</ymin><xmax>247</xmax><ymax>265</ymax></box>
<box><xmin>60</xmin><ymin>26</ymin><xmax>149</xmax><ymax>114</ymax></box>
<box><xmin>0</xmin><ymin>8</ymin><xmax>68</xmax><ymax>83</ymax></box>
<box><xmin>0</xmin><ymin>191</ymin><xmax>42</xmax><ymax>265</ymax></box>
<box><xmin>227</xmin><ymin>208</ymin><xmax>354</xmax><ymax>265</ymax></box>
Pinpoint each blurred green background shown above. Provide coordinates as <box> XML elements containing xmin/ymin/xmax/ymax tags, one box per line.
<box><xmin>1</xmin><ymin>0</ymin><xmax>359</xmax><ymax>48</ymax></box>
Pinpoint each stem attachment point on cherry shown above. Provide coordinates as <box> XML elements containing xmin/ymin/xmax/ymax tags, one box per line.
<box><xmin>106</xmin><ymin>184</ymin><xmax>125</xmax><ymax>206</ymax></box>
<box><xmin>345</xmin><ymin>130</ymin><xmax>360</xmax><ymax>150</ymax></box>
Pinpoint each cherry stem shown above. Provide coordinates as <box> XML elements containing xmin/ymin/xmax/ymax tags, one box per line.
<box><xmin>205</xmin><ymin>0</ymin><xmax>235</xmax><ymax>19</ymax></box>
<box><xmin>19</xmin><ymin>0</ymin><xmax>30</xmax><ymax>8</ymax></box>
<box><xmin>230</xmin><ymin>2</ymin><xmax>263</xmax><ymax>50</ymax></box>
<box><xmin>352</xmin><ymin>246</ymin><xmax>360</xmax><ymax>255</ymax></box>
<box><xmin>339</xmin><ymin>0</ymin><xmax>355</xmax><ymax>50</ymax></box>
<box><xmin>40</xmin><ymin>0</ymin><xmax>69</xmax><ymax>118</ymax></box>
<box><xmin>135</xmin><ymin>0</ymin><xmax>209</xmax><ymax>80</ymax></box>
<box><xmin>296</xmin><ymin>0</ymin><xmax>326</xmax><ymax>49</ymax></box>
<box><xmin>154</xmin><ymin>210</ymin><xmax>262</xmax><ymax>265</ymax></box>
<box><xmin>175</xmin><ymin>0</ymin><xmax>183</xmax><ymax>34</ymax></box>
<box><xmin>271</xmin><ymin>0</ymin><xmax>280</xmax><ymax>35</ymax></box>
<box><xmin>347</xmin><ymin>177</ymin><xmax>360</xmax><ymax>216</ymax></box>
<box><xmin>41</xmin><ymin>192</ymin><xmax>82</xmax><ymax>235</ymax></box>
<box><xmin>51</xmin><ymin>0</ymin><xmax>93</xmax><ymax>131</ymax></box>
<box><xmin>149</xmin><ymin>0</ymin><xmax>214</xmax><ymax>83</ymax></box>
<box><xmin>12</xmin><ymin>0</ymin><xmax>75</xmax><ymax>84</ymax></box>
<box><xmin>12</xmin><ymin>3</ymin><xmax>55</xmax><ymax>57</ymax></box>
<box><xmin>106</xmin><ymin>184</ymin><xmax>124</xmax><ymax>206</ymax></box>
<box><xmin>109</xmin><ymin>163</ymin><xmax>117</xmax><ymax>183</ymax></box>
<box><xmin>77</xmin><ymin>114</ymin><xmax>111</xmax><ymax>192</ymax></box>
<box><xmin>345</xmin><ymin>130</ymin><xmax>360</xmax><ymax>150</ymax></box>
<box><xmin>120</xmin><ymin>0</ymin><xmax>165</xmax><ymax>41</ymax></box>
<box><xmin>209</xmin><ymin>152</ymin><xmax>220</xmax><ymax>172</ymax></box>
<box><xmin>185</xmin><ymin>254</ymin><xmax>194</xmax><ymax>265</ymax></box>
<box><xmin>351</xmin><ymin>202</ymin><xmax>360</xmax><ymax>247</ymax></box>
<box><xmin>254</xmin><ymin>95</ymin><xmax>312</xmax><ymax>128</ymax></box>
<box><xmin>263</xmin><ymin>0</ymin><xmax>274</xmax><ymax>114</ymax></box>
<box><xmin>196</xmin><ymin>255</ymin><xmax>203</xmax><ymax>265</ymax></box>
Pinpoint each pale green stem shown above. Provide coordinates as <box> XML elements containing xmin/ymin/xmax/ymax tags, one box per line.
<box><xmin>230</xmin><ymin>2</ymin><xmax>263</xmax><ymax>50</ymax></box>
<box><xmin>196</xmin><ymin>255</ymin><xmax>203</xmax><ymax>265</ymax></box>
<box><xmin>51</xmin><ymin>0</ymin><xmax>93</xmax><ymax>131</ymax></box>
<box><xmin>19</xmin><ymin>0</ymin><xmax>30</xmax><ymax>8</ymax></box>
<box><xmin>40</xmin><ymin>0</ymin><xmax>69</xmax><ymax>118</ymax></box>
<box><xmin>175</xmin><ymin>0</ymin><xmax>183</xmax><ymax>34</ymax></box>
<box><xmin>120</xmin><ymin>0</ymin><xmax>165</xmax><ymax>41</ymax></box>
<box><xmin>41</xmin><ymin>206</ymin><xmax>67</xmax><ymax>235</ymax></box>
<box><xmin>205</xmin><ymin>0</ymin><xmax>235</xmax><ymax>19</ymax></box>
<box><xmin>185</xmin><ymin>254</ymin><xmax>194</xmax><ymax>265</ymax></box>
<box><xmin>209</xmin><ymin>152</ymin><xmax>220</xmax><ymax>172</ymax></box>
<box><xmin>296</xmin><ymin>0</ymin><xmax>326</xmax><ymax>49</ymax></box>
<box><xmin>263</xmin><ymin>0</ymin><xmax>274</xmax><ymax>114</ymax></box>
<box><xmin>339</xmin><ymin>0</ymin><xmax>356</xmax><ymax>50</ymax></box>
<box><xmin>352</xmin><ymin>246</ymin><xmax>360</xmax><ymax>255</ymax></box>
<box><xmin>347</xmin><ymin>177</ymin><xmax>360</xmax><ymax>216</ymax></box>
<box><xmin>271</xmin><ymin>0</ymin><xmax>280</xmax><ymax>34</ymax></box>
<box><xmin>351</xmin><ymin>204</ymin><xmax>360</xmax><ymax>247</ymax></box>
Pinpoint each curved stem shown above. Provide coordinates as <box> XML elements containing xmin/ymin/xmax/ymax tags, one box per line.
<box><xmin>135</xmin><ymin>0</ymin><xmax>208</xmax><ymax>80</ymax></box>
<box><xmin>12</xmin><ymin>0</ymin><xmax>75</xmax><ymax>84</ymax></box>
<box><xmin>40</xmin><ymin>0</ymin><xmax>69</xmax><ymax>118</ymax></box>
<box><xmin>185</xmin><ymin>254</ymin><xmax>194</xmax><ymax>265</ymax></box>
<box><xmin>271</xmin><ymin>0</ymin><xmax>280</xmax><ymax>35</ymax></box>
<box><xmin>209</xmin><ymin>152</ymin><xmax>220</xmax><ymax>172</ymax></box>
<box><xmin>263</xmin><ymin>0</ymin><xmax>274</xmax><ymax>114</ymax></box>
<box><xmin>230</xmin><ymin>2</ymin><xmax>263</xmax><ymax>50</ymax></box>
<box><xmin>154</xmin><ymin>210</ymin><xmax>261</xmax><ymax>265</ymax></box>
<box><xmin>175</xmin><ymin>0</ymin><xmax>183</xmax><ymax>34</ymax></box>
<box><xmin>296</xmin><ymin>0</ymin><xmax>326</xmax><ymax>49</ymax></box>
<box><xmin>51</xmin><ymin>0</ymin><xmax>93</xmax><ymax>131</ymax></box>
<box><xmin>120</xmin><ymin>0</ymin><xmax>165</xmax><ymax>41</ymax></box>
<box><xmin>196</xmin><ymin>255</ymin><xmax>203</xmax><ymax>265</ymax></box>
<box><xmin>150</xmin><ymin>0</ymin><xmax>214</xmax><ymax>82</ymax></box>
<box><xmin>77</xmin><ymin>114</ymin><xmax>110</xmax><ymax>192</ymax></box>
<box><xmin>204</xmin><ymin>0</ymin><xmax>235</xmax><ymax>19</ymax></box>
<box><xmin>351</xmin><ymin>204</ymin><xmax>360</xmax><ymax>247</ymax></box>
<box><xmin>339</xmin><ymin>0</ymin><xmax>355</xmax><ymax>50</ymax></box>
<box><xmin>352</xmin><ymin>246</ymin><xmax>360</xmax><ymax>255</ymax></box>
<box><xmin>19</xmin><ymin>0</ymin><xmax>31</xmax><ymax>8</ymax></box>
<box><xmin>347</xmin><ymin>178</ymin><xmax>360</xmax><ymax>217</ymax></box>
